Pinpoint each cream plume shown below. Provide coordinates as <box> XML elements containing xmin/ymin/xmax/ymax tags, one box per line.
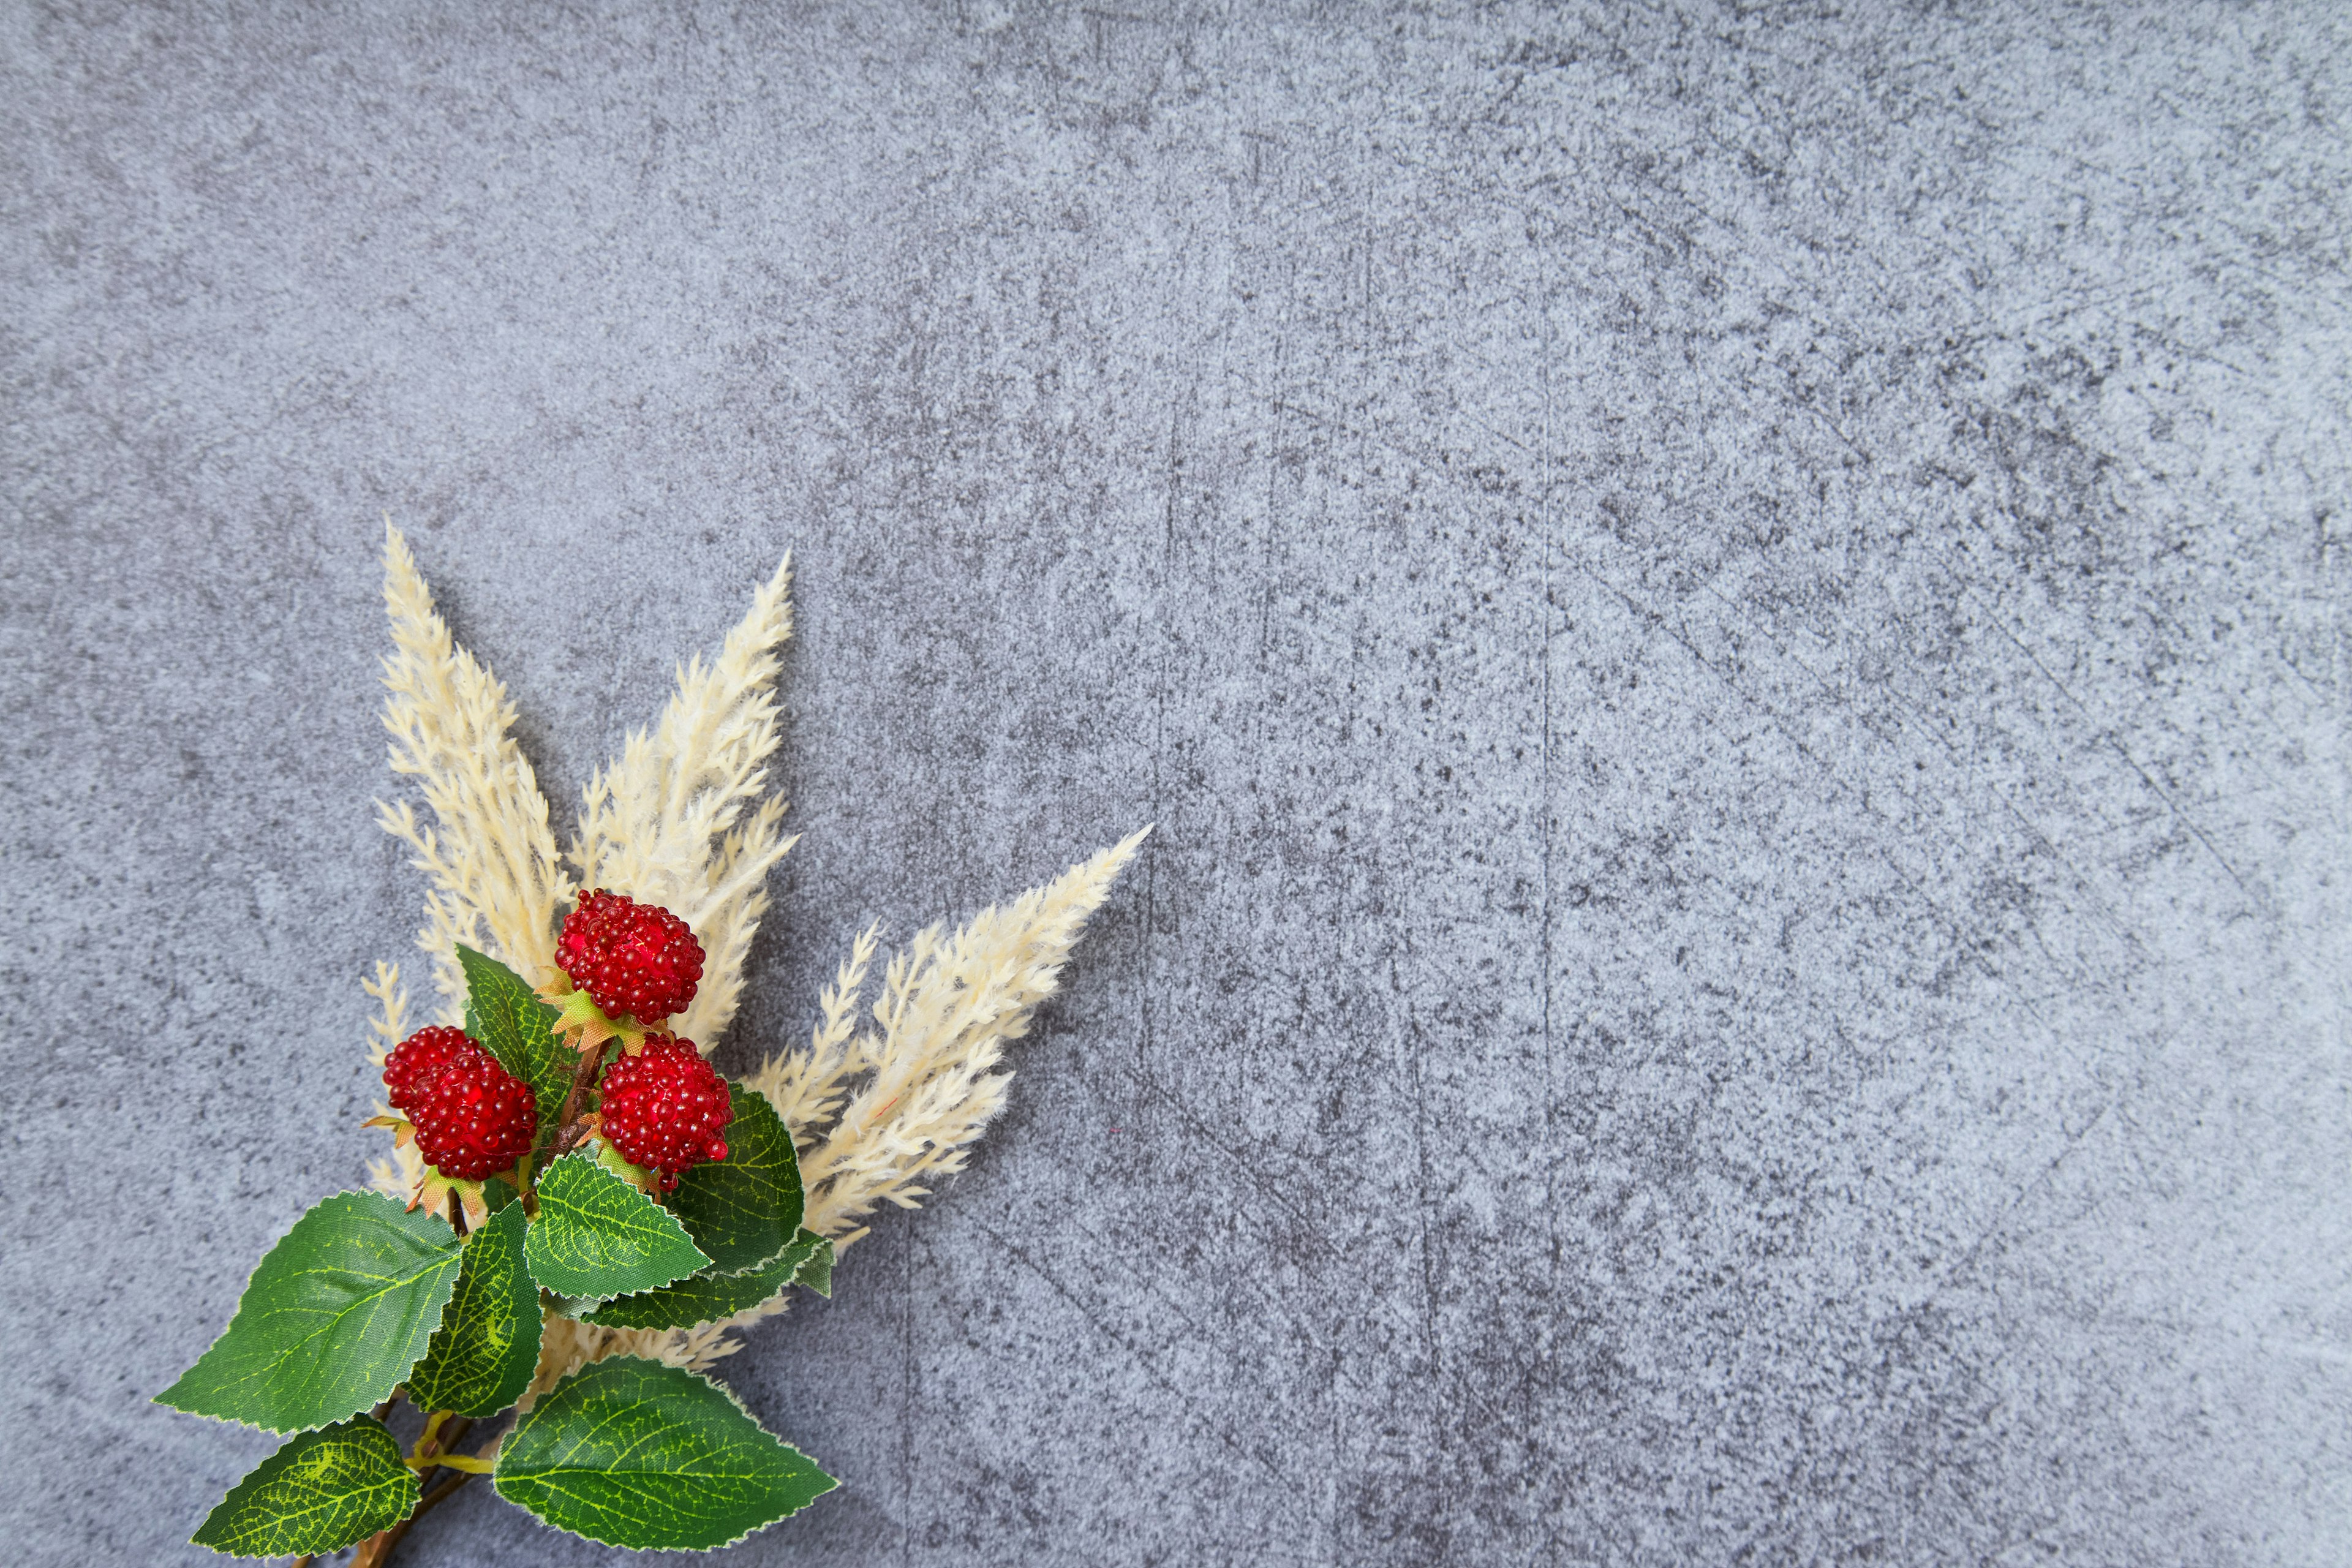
<box><xmin>375</xmin><ymin>526</ymin><xmax>571</xmax><ymax>1019</ymax></box>
<box><xmin>369</xmin><ymin>528</ymin><xmax>1141</xmax><ymax>1376</ymax></box>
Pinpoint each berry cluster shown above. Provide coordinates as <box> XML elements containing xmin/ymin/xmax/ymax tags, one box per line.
<box><xmin>383</xmin><ymin>1026</ymin><xmax>537</xmax><ymax>1180</ymax></box>
<box><xmin>557</xmin><ymin>889</ymin><xmax>705</xmax><ymax>1023</ymax></box>
<box><xmin>598</xmin><ymin>1034</ymin><xmax>733</xmax><ymax>1191</ymax></box>
<box><xmin>384</xmin><ymin>898</ymin><xmax>734</xmax><ymax>1196</ymax></box>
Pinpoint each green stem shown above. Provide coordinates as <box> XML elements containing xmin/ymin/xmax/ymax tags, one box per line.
<box><xmin>423</xmin><ymin>1415</ymin><xmax>472</xmax><ymax>1462</ymax></box>
<box><xmin>352</xmin><ymin>1419</ymin><xmax>493</xmax><ymax>1568</ymax></box>
<box><xmin>405</xmin><ymin>1450</ymin><xmax>493</xmax><ymax>1473</ymax></box>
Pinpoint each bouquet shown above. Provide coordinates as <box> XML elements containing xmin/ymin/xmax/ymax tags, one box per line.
<box><xmin>156</xmin><ymin>529</ymin><xmax>1145</xmax><ymax>1562</ymax></box>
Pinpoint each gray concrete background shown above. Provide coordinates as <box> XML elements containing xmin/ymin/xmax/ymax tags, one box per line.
<box><xmin>4</xmin><ymin>2</ymin><xmax>2349</xmax><ymax>1563</ymax></box>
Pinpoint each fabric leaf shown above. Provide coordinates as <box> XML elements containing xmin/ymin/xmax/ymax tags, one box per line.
<box><xmin>493</xmin><ymin>1356</ymin><xmax>835</xmax><ymax>1549</ymax></box>
<box><xmin>524</xmin><ymin>1152</ymin><xmax>708</xmax><ymax>1301</ymax></box>
<box><xmin>581</xmin><ymin>1229</ymin><xmax>830</xmax><ymax>1331</ymax></box>
<box><xmin>792</xmin><ymin>1229</ymin><xmax>833</xmax><ymax>1298</ymax></box>
<box><xmin>190</xmin><ymin>1415</ymin><xmax>418</xmax><ymax>1558</ymax></box>
<box><xmin>403</xmin><ymin>1204</ymin><xmax>540</xmax><ymax>1417</ymax></box>
<box><xmin>157</xmin><ymin>1193</ymin><xmax>461</xmax><ymax>1433</ymax></box>
<box><xmin>457</xmin><ymin>943</ymin><xmax>573</xmax><ymax>1152</ymax></box>
<box><xmin>669</xmin><ymin>1085</ymin><xmax>803</xmax><ymax>1274</ymax></box>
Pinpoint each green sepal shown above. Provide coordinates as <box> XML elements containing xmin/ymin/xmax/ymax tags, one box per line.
<box><xmin>670</xmin><ymin>1085</ymin><xmax>804</xmax><ymax>1273</ymax></box>
<box><xmin>493</xmin><ymin>1357</ymin><xmax>836</xmax><ymax>1549</ymax></box>
<box><xmin>550</xmin><ymin>984</ymin><xmax>651</xmax><ymax>1051</ymax></box>
<box><xmin>524</xmin><ymin>1151</ymin><xmax>709</xmax><ymax>1302</ymax></box>
<box><xmin>594</xmin><ymin>1136</ymin><xmax>662</xmax><ymax>1194</ymax></box>
<box><xmin>403</xmin><ymin>1204</ymin><xmax>541</xmax><ymax>1418</ymax></box>
<box><xmin>190</xmin><ymin>1415</ymin><xmax>418</xmax><ymax>1558</ymax></box>
<box><xmin>456</xmin><ymin>943</ymin><xmax>574</xmax><ymax>1154</ymax></box>
<box><xmin>156</xmin><ymin>1192</ymin><xmax>461</xmax><ymax>1433</ymax></box>
<box><xmin>581</xmin><ymin>1228</ymin><xmax>832</xmax><ymax>1330</ymax></box>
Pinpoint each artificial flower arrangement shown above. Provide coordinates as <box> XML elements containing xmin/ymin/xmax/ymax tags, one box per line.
<box><xmin>156</xmin><ymin>529</ymin><xmax>1145</xmax><ymax>1564</ymax></box>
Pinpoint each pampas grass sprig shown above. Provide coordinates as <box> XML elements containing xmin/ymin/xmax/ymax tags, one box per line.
<box><xmin>369</xmin><ymin>526</ymin><xmax>1143</xmax><ymax>1379</ymax></box>
<box><xmin>138</xmin><ymin>526</ymin><xmax>1147</xmax><ymax>1564</ymax></box>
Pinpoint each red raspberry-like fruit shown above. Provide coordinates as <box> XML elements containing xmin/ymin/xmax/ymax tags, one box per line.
<box><xmin>399</xmin><ymin>1035</ymin><xmax>538</xmax><ymax>1181</ymax></box>
<box><xmin>556</xmin><ymin>890</ymin><xmax>706</xmax><ymax>1023</ymax></box>
<box><xmin>382</xmin><ymin>1026</ymin><xmax>473</xmax><ymax>1117</ymax></box>
<box><xmin>597</xmin><ymin>1035</ymin><xmax>733</xmax><ymax>1191</ymax></box>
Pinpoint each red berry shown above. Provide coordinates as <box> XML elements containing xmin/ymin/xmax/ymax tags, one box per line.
<box><xmin>382</xmin><ymin>1026</ymin><xmax>472</xmax><ymax>1117</ymax></box>
<box><xmin>597</xmin><ymin>1035</ymin><xmax>734</xmax><ymax>1191</ymax></box>
<box><xmin>556</xmin><ymin>890</ymin><xmax>706</xmax><ymax>1023</ymax></box>
<box><xmin>388</xmin><ymin>1029</ymin><xmax>538</xmax><ymax>1180</ymax></box>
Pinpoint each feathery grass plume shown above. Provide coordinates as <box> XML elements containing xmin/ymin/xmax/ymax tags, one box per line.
<box><xmin>365</xmin><ymin>537</ymin><xmax>1144</xmax><ymax>1390</ymax></box>
<box><xmin>377</xmin><ymin>526</ymin><xmax>573</xmax><ymax>1020</ymax></box>
<box><xmin>360</xmin><ymin>962</ymin><xmax>427</xmax><ymax>1202</ymax></box>
<box><xmin>524</xmin><ymin>1312</ymin><xmax>749</xmax><ymax>1408</ymax></box>
<box><xmin>569</xmin><ymin>555</ymin><xmax>799</xmax><ymax>1049</ymax></box>
<box><xmin>777</xmin><ymin>827</ymin><xmax>1152</xmax><ymax>1246</ymax></box>
<box><xmin>361</xmin><ymin>960</ymin><xmax>410</xmax><ymax>1069</ymax></box>
<box><xmin>745</xmin><ymin>923</ymin><xmax>881</xmax><ymax>1147</ymax></box>
<box><xmin>370</xmin><ymin>537</ymin><xmax>815</xmax><ymax>1379</ymax></box>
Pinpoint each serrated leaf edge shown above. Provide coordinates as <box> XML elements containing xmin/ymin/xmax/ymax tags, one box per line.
<box><xmin>792</xmin><ymin>1232</ymin><xmax>834</xmax><ymax>1298</ymax></box>
<box><xmin>699</xmin><ymin>1225</ymin><xmax>825</xmax><ymax>1282</ymax></box>
<box><xmin>578</xmin><ymin>1228</ymin><xmax>829</xmax><ymax>1331</ymax></box>
<box><xmin>154</xmin><ymin>1192</ymin><xmax>462</xmax><ymax>1435</ymax></box>
<box><xmin>404</xmin><ymin>1204</ymin><xmax>540</xmax><ymax>1419</ymax></box>
<box><xmin>456</xmin><ymin>943</ymin><xmax>573</xmax><ymax>1128</ymax></box>
<box><xmin>491</xmin><ymin>1357</ymin><xmax>838</xmax><ymax>1553</ymax></box>
<box><xmin>667</xmin><ymin>1087</ymin><xmax>805</xmax><ymax>1274</ymax></box>
<box><xmin>524</xmin><ymin>1151</ymin><xmax>710</xmax><ymax>1304</ymax></box>
<box><xmin>189</xmin><ymin>1415</ymin><xmax>420</xmax><ymax>1558</ymax></box>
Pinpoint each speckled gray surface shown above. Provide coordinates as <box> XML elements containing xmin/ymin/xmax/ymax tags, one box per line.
<box><xmin>5</xmin><ymin>2</ymin><xmax>2350</xmax><ymax>1564</ymax></box>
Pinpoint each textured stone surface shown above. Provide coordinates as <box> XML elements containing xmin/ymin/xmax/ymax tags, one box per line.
<box><xmin>6</xmin><ymin>3</ymin><xmax>2350</xmax><ymax>1563</ymax></box>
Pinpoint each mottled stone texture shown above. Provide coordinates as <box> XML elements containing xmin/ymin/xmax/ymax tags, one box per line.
<box><xmin>4</xmin><ymin>2</ymin><xmax>2348</xmax><ymax>1563</ymax></box>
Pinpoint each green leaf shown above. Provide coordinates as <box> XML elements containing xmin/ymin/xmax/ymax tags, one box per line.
<box><xmin>793</xmin><ymin>1229</ymin><xmax>833</xmax><ymax>1298</ymax></box>
<box><xmin>594</xmin><ymin>1136</ymin><xmax>660</xmax><ymax>1192</ymax></box>
<box><xmin>670</xmin><ymin>1085</ymin><xmax>804</xmax><ymax>1273</ymax></box>
<box><xmin>581</xmin><ymin>1228</ymin><xmax>831</xmax><ymax>1330</ymax></box>
<box><xmin>157</xmin><ymin>1192</ymin><xmax>461</xmax><ymax>1433</ymax></box>
<box><xmin>456</xmin><ymin>943</ymin><xmax>574</xmax><ymax>1153</ymax></box>
<box><xmin>494</xmin><ymin>1357</ymin><xmax>836</xmax><ymax>1549</ymax></box>
<box><xmin>404</xmin><ymin>1204</ymin><xmax>541</xmax><ymax>1418</ymax></box>
<box><xmin>524</xmin><ymin>1151</ymin><xmax>709</xmax><ymax>1301</ymax></box>
<box><xmin>190</xmin><ymin>1415</ymin><xmax>418</xmax><ymax>1558</ymax></box>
